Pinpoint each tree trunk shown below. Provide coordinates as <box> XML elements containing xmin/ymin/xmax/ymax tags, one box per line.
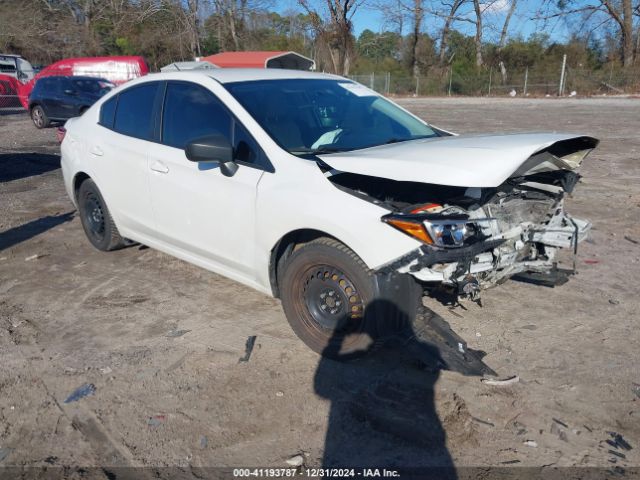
<box><xmin>472</xmin><ymin>0</ymin><xmax>483</xmax><ymax>67</ymax></box>
<box><xmin>621</xmin><ymin>0</ymin><xmax>633</xmax><ymax>67</ymax></box>
<box><xmin>439</xmin><ymin>0</ymin><xmax>462</xmax><ymax>65</ymax></box>
<box><xmin>498</xmin><ymin>0</ymin><xmax>517</xmax><ymax>83</ymax></box>
<box><xmin>187</xmin><ymin>0</ymin><xmax>201</xmax><ymax>58</ymax></box>
<box><xmin>411</xmin><ymin>0</ymin><xmax>423</xmax><ymax>78</ymax></box>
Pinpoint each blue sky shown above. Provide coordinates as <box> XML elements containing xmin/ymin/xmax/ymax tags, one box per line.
<box><xmin>277</xmin><ymin>0</ymin><xmax>573</xmax><ymax>42</ymax></box>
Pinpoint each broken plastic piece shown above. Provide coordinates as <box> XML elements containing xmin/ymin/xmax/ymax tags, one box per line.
<box><xmin>609</xmin><ymin>450</ymin><xmax>626</xmax><ymax>459</ymax></box>
<box><xmin>481</xmin><ymin>375</ymin><xmax>520</xmax><ymax>386</ymax></box>
<box><xmin>552</xmin><ymin>417</ymin><xmax>568</xmax><ymax>428</ymax></box>
<box><xmin>166</xmin><ymin>329</ymin><xmax>191</xmax><ymax>338</ymax></box>
<box><xmin>611</xmin><ymin>433</ymin><xmax>632</xmax><ymax>451</ymax></box>
<box><xmin>0</xmin><ymin>448</ymin><xmax>13</xmax><ymax>463</ymax></box>
<box><xmin>512</xmin><ymin>268</ymin><xmax>572</xmax><ymax>288</ymax></box>
<box><xmin>148</xmin><ymin>414</ymin><xmax>167</xmax><ymax>429</ymax></box>
<box><xmin>239</xmin><ymin>335</ymin><xmax>257</xmax><ymax>363</ymax></box>
<box><xmin>64</xmin><ymin>383</ymin><xmax>96</xmax><ymax>403</ymax></box>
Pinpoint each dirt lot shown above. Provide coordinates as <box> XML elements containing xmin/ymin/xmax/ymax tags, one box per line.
<box><xmin>1</xmin><ymin>97</ymin><xmax>639</xmax><ymax>478</ymax></box>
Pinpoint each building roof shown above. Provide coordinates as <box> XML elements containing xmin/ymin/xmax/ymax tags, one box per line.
<box><xmin>160</xmin><ymin>61</ymin><xmax>217</xmax><ymax>72</ymax></box>
<box><xmin>201</xmin><ymin>51</ymin><xmax>315</xmax><ymax>71</ymax></box>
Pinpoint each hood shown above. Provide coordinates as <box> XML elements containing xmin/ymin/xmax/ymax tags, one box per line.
<box><xmin>318</xmin><ymin>133</ymin><xmax>598</xmax><ymax>188</ymax></box>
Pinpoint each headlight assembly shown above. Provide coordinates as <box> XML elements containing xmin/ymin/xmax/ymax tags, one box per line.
<box><xmin>383</xmin><ymin>213</ymin><xmax>480</xmax><ymax>248</ymax></box>
<box><xmin>423</xmin><ymin>219</ymin><xmax>477</xmax><ymax>248</ymax></box>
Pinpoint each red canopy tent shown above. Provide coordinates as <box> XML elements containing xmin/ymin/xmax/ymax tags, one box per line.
<box><xmin>201</xmin><ymin>51</ymin><xmax>314</xmax><ymax>70</ymax></box>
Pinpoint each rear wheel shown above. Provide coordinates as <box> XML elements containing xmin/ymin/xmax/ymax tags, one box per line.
<box><xmin>77</xmin><ymin>179</ymin><xmax>125</xmax><ymax>251</ymax></box>
<box><xmin>31</xmin><ymin>105</ymin><xmax>49</xmax><ymax>129</ymax></box>
<box><xmin>279</xmin><ymin>238</ymin><xmax>379</xmax><ymax>359</ymax></box>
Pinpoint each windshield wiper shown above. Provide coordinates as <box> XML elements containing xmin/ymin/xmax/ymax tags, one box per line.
<box><xmin>290</xmin><ymin>146</ymin><xmax>349</xmax><ymax>155</ymax></box>
<box><xmin>383</xmin><ymin>135</ymin><xmax>434</xmax><ymax>145</ymax></box>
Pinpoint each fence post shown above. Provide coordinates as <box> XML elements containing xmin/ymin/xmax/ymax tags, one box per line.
<box><xmin>385</xmin><ymin>72</ymin><xmax>390</xmax><ymax>95</ymax></box>
<box><xmin>448</xmin><ymin>67</ymin><xmax>453</xmax><ymax>96</ymax></box>
<box><xmin>370</xmin><ymin>72</ymin><xmax>375</xmax><ymax>90</ymax></box>
<box><xmin>524</xmin><ymin>67</ymin><xmax>528</xmax><ymax>96</ymax></box>
<box><xmin>559</xmin><ymin>54</ymin><xmax>567</xmax><ymax>96</ymax></box>
<box><xmin>415</xmin><ymin>76</ymin><xmax>420</xmax><ymax>96</ymax></box>
<box><xmin>488</xmin><ymin>67</ymin><xmax>492</xmax><ymax>97</ymax></box>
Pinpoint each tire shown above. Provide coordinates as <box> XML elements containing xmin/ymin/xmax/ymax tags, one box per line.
<box><xmin>31</xmin><ymin>105</ymin><xmax>50</xmax><ymax>129</ymax></box>
<box><xmin>77</xmin><ymin>178</ymin><xmax>125</xmax><ymax>251</ymax></box>
<box><xmin>279</xmin><ymin>237</ymin><xmax>380</xmax><ymax>359</ymax></box>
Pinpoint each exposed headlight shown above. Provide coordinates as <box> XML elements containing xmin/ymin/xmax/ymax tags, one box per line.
<box><xmin>382</xmin><ymin>214</ymin><xmax>479</xmax><ymax>248</ymax></box>
<box><xmin>423</xmin><ymin>219</ymin><xmax>476</xmax><ymax>248</ymax></box>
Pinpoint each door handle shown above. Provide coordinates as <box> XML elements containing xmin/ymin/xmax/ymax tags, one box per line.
<box><xmin>90</xmin><ymin>146</ymin><xmax>103</xmax><ymax>157</ymax></box>
<box><xmin>150</xmin><ymin>160</ymin><xmax>169</xmax><ymax>174</ymax></box>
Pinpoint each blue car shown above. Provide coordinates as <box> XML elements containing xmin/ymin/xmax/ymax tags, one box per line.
<box><xmin>28</xmin><ymin>75</ymin><xmax>114</xmax><ymax>128</ymax></box>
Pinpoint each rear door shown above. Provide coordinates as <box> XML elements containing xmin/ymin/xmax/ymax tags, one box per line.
<box><xmin>147</xmin><ymin>81</ymin><xmax>267</xmax><ymax>278</ymax></box>
<box><xmin>58</xmin><ymin>77</ymin><xmax>79</xmax><ymax>119</ymax></box>
<box><xmin>90</xmin><ymin>82</ymin><xmax>161</xmax><ymax>237</ymax></box>
<box><xmin>44</xmin><ymin>77</ymin><xmax>66</xmax><ymax>118</ymax></box>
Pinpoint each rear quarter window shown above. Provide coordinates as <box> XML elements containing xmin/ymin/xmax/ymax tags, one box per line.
<box><xmin>99</xmin><ymin>96</ymin><xmax>117</xmax><ymax>129</ymax></box>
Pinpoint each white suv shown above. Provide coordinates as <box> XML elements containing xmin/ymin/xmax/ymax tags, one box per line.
<box><xmin>61</xmin><ymin>69</ymin><xmax>597</xmax><ymax>357</ymax></box>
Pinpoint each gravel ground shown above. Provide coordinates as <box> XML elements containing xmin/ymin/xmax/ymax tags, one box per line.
<box><xmin>1</xmin><ymin>97</ymin><xmax>639</xmax><ymax>478</ymax></box>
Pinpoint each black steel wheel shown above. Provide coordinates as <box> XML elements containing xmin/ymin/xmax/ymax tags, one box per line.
<box><xmin>279</xmin><ymin>237</ymin><xmax>379</xmax><ymax>358</ymax></box>
<box><xmin>77</xmin><ymin>178</ymin><xmax>125</xmax><ymax>251</ymax></box>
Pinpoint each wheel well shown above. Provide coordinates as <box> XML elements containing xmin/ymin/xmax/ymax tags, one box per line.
<box><xmin>73</xmin><ymin>172</ymin><xmax>90</xmax><ymax>202</ymax></box>
<box><xmin>28</xmin><ymin>102</ymin><xmax>38</xmax><ymax>112</ymax></box>
<box><xmin>269</xmin><ymin>229</ymin><xmax>339</xmax><ymax>298</ymax></box>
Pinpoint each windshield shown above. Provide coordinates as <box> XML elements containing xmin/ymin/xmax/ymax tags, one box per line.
<box><xmin>225</xmin><ymin>79</ymin><xmax>438</xmax><ymax>155</ymax></box>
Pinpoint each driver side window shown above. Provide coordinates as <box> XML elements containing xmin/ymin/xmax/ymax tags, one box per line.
<box><xmin>162</xmin><ymin>82</ymin><xmax>231</xmax><ymax>150</ymax></box>
<box><xmin>161</xmin><ymin>81</ymin><xmax>271</xmax><ymax>171</ymax></box>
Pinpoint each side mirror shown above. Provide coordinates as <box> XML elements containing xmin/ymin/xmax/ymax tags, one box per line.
<box><xmin>185</xmin><ymin>134</ymin><xmax>238</xmax><ymax>177</ymax></box>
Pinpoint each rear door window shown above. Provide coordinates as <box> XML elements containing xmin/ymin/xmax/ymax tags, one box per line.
<box><xmin>113</xmin><ymin>82</ymin><xmax>160</xmax><ymax>140</ymax></box>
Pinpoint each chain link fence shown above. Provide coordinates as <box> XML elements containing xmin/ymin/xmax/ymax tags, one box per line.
<box><xmin>349</xmin><ymin>64</ymin><xmax>640</xmax><ymax>97</ymax></box>
<box><xmin>0</xmin><ymin>76</ymin><xmax>22</xmax><ymax>109</ymax></box>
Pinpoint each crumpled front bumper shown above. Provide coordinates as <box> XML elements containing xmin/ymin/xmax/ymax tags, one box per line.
<box><xmin>380</xmin><ymin>216</ymin><xmax>591</xmax><ymax>289</ymax></box>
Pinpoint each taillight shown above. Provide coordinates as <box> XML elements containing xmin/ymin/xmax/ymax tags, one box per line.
<box><xmin>56</xmin><ymin>127</ymin><xmax>66</xmax><ymax>143</ymax></box>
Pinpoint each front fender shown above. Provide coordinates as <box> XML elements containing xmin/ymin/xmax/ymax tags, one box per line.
<box><xmin>253</xmin><ymin>159</ymin><xmax>421</xmax><ymax>292</ymax></box>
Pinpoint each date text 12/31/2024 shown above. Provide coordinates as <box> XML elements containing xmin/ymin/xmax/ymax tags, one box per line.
<box><xmin>233</xmin><ymin>469</ymin><xmax>401</xmax><ymax>478</ymax></box>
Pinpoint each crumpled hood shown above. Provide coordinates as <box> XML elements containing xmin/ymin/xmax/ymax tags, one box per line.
<box><xmin>318</xmin><ymin>133</ymin><xmax>598</xmax><ymax>188</ymax></box>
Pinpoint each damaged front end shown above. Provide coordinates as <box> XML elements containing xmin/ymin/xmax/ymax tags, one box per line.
<box><xmin>324</xmin><ymin>135</ymin><xmax>598</xmax><ymax>302</ymax></box>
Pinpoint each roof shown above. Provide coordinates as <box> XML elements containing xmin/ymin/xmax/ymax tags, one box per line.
<box><xmin>139</xmin><ymin>68</ymin><xmax>342</xmax><ymax>84</ymax></box>
<box><xmin>201</xmin><ymin>51</ymin><xmax>315</xmax><ymax>71</ymax></box>
<box><xmin>160</xmin><ymin>61</ymin><xmax>217</xmax><ymax>72</ymax></box>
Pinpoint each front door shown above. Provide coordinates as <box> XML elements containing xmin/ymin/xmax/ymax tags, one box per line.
<box><xmin>148</xmin><ymin>81</ymin><xmax>265</xmax><ymax>278</ymax></box>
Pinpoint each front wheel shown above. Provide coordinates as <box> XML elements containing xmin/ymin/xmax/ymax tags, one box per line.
<box><xmin>77</xmin><ymin>178</ymin><xmax>125</xmax><ymax>251</ymax></box>
<box><xmin>279</xmin><ymin>238</ymin><xmax>380</xmax><ymax>359</ymax></box>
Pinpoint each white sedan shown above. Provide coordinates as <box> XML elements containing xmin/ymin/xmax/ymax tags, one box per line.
<box><xmin>60</xmin><ymin>69</ymin><xmax>598</xmax><ymax>357</ymax></box>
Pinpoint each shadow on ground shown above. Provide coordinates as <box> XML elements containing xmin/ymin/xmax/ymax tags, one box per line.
<box><xmin>314</xmin><ymin>297</ymin><xmax>494</xmax><ymax>475</ymax></box>
<box><xmin>0</xmin><ymin>153</ymin><xmax>60</xmax><ymax>182</ymax></box>
<box><xmin>0</xmin><ymin>212</ymin><xmax>74</xmax><ymax>251</ymax></box>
